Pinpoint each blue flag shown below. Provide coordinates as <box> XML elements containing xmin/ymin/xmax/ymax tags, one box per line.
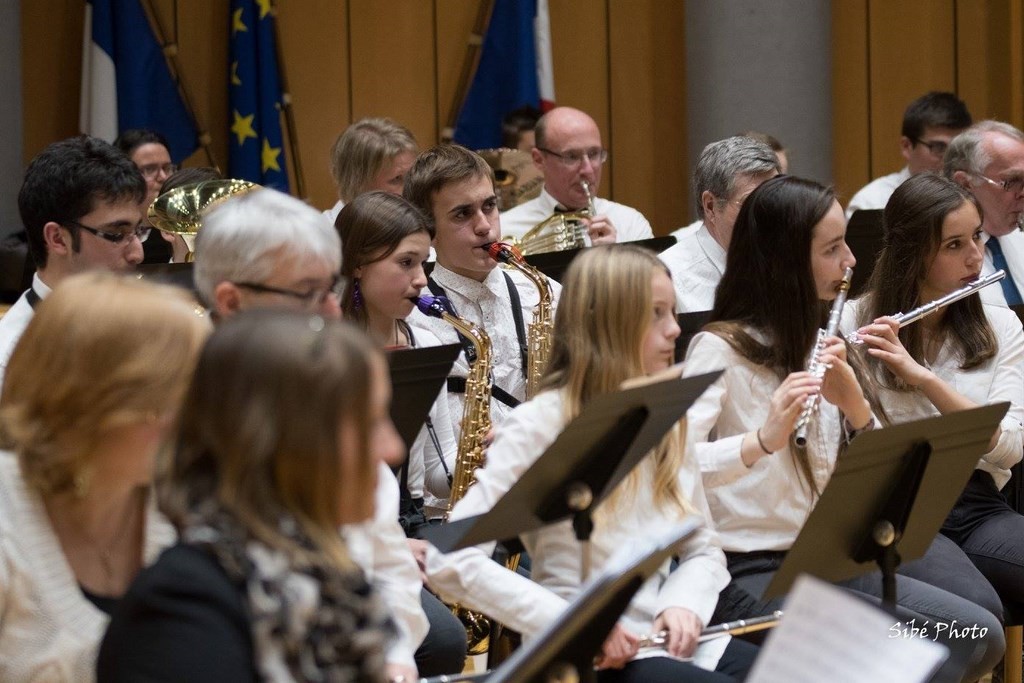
<box><xmin>81</xmin><ymin>0</ymin><xmax>199</xmax><ymax>163</ymax></box>
<box><xmin>453</xmin><ymin>0</ymin><xmax>554</xmax><ymax>150</ymax></box>
<box><xmin>228</xmin><ymin>0</ymin><xmax>289</xmax><ymax>192</ymax></box>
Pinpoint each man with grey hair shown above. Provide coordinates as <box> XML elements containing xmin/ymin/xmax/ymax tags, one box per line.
<box><xmin>194</xmin><ymin>188</ymin><xmax>343</xmax><ymax>319</ymax></box>
<box><xmin>193</xmin><ymin>188</ymin><xmax>460</xmax><ymax>681</ymax></box>
<box><xmin>944</xmin><ymin>120</ymin><xmax>1024</xmax><ymax>306</ymax></box>
<box><xmin>659</xmin><ymin>136</ymin><xmax>780</xmax><ymax>313</ymax></box>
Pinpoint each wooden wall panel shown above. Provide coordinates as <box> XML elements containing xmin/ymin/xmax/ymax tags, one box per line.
<box><xmin>21</xmin><ymin>0</ymin><xmax>82</xmax><ymax>164</ymax></box>
<box><xmin>548</xmin><ymin>0</ymin><xmax>612</xmax><ymax>195</ymax></box>
<box><xmin>866</xmin><ymin>0</ymin><xmax>956</xmax><ymax>178</ymax></box>
<box><xmin>831</xmin><ymin>0</ymin><xmax>870</xmax><ymax>204</ymax></box>
<box><xmin>348</xmin><ymin>0</ymin><xmax>436</xmax><ymax>153</ymax></box>
<box><xmin>434</xmin><ymin>0</ymin><xmax>480</xmax><ymax>143</ymax></box>
<box><xmin>276</xmin><ymin>0</ymin><xmax>348</xmax><ymax>206</ymax></box>
<box><xmin>956</xmin><ymin>0</ymin><xmax>1024</xmax><ymax>127</ymax></box>
<box><xmin>608</xmin><ymin>0</ymin><xmax>687</xmax><ymax>234</ymax></box>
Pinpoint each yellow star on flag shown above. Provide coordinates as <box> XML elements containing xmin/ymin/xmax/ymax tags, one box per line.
<box><xmin>261</xmin><ymin>138</ymin><xmax>283</xmax><ymax>173</ymax></box>
<box><xmin>230</xmin><ymin>61</ymin><xmax>241</xmax><ymax>86</ymax></box>
<box><xmin>231</xmin><ymin>110</ymin><xmax>257</xmax><ymax>146</ymax></box>
<box><xmin>231</xmin><ymin>7</ymin><xmax>248</xmax><ymax>35</ymax></box>
<box><xmin>256</xmin><ymin>0</ymin><xmax>272</xmax><ymax>19</ymax></box>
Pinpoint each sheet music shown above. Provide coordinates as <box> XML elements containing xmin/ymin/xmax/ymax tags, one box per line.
<box><xmin>747</xmin><ymin>575</ymin><xmax>947</xmax><ymax>683</ymax></box>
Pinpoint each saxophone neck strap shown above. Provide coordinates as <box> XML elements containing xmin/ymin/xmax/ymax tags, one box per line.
<box><xmin>446</xmin><ymin>376</ymin><xmax>521</xmax><ymax>409</ymax></box>
<box><xmin>426</xmin><ymin>273</ymin><xmax>528</xmax><ymax>378</ymax></box>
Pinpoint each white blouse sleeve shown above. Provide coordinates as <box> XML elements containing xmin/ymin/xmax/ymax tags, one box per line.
<box><xmin>684</xmin><ymin>332</ymin><xmax>752</xmax><ymax>487</ymax></box>
<box><xmin>424</xmin><ymin>394</ymin><xmax>569</xmax><ymax>637</ymax></box>
<box><xmin>981</xmin><ymin>309</ymin><xmax>1024</xmax><ymax>470</ymax></box>
<box><xmin>656</xmin><ymin>458</ymin><xmax>730</xmax><ymax>624</ymax></box>
<box><xmin>421</xmin><ymin>389</ymin><xmax>457</xmax><ymax>500</ymax></box>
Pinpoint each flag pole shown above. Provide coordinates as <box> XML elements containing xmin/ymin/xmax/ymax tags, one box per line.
<box><xmin>441</xmin><ymin>0</ymin><xmax>495</xmax><ymax>143</ymax></box>
<box><xmin>269</xmin><ymin>1</ymin><xmax>306</xmax><ymax>201</ymax></box>
<box><xmin>140</xmin><ymin>0</ymin><xmax>218</xmax><ymax>170</ymax></box>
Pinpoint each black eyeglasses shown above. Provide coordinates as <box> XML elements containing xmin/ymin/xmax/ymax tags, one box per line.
<box><xmin>233</xmin><ymin>276</ymin><xmax>343</xmax><ymax>307</ymax></box>
<box><xmin>62</xmin><ymin>220</ymin><xmax>149</xmax><ymax>245</ymax></box>
<box><xmin>537</xmin><ymin>147</ymin><xmax>608</xmax><ymax>168</ymax></box>
<box><xmin>138</xmin><ymin>163</ymin><xmax>177</xmax><ymax>180</ymax></box>
<box><xmin>972</xmin><ymin>173</ymin><xmax>1024</xmax><ymax>195</ymax></box>
<box><xmin>912</xmin><ymin>138</ymin><xmax>949</xmax><ymax>156</ymax></box>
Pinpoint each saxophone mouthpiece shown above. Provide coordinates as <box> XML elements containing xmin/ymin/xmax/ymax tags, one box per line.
<box><xmin>486</xmin><ymin>241</ymin><xmax>522</xmax><ymax>263</ymax></box>
<box><xmin>413</xmin><ymin>295</ymin><xmax>448</xmax><ymax>319</ymax></box>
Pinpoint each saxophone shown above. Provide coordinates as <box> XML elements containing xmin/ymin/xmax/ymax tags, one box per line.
<box><xmin>413</xmin><ymin>295</ymin><xmax>494</xmax><ymax>655</ymax></box>
<box><xmin>486</xmin><ymin>242</ymin><xmax>554</xmax><ymax>399</ymax></box>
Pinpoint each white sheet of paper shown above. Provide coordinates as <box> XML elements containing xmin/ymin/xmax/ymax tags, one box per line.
<box><xmin>747</xmin><ymin>575</ymin><xmax>948</xmax><ymax>683</ymax></box>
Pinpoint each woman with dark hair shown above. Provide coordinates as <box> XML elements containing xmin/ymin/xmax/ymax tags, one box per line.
<box><xmin>684</xmin><ymin>175</ymin><xmax>1004</xmax><ymax>682</ymax></box>
<box><xmin>114</xmin><ymin>129</ymin><xmax>177</xmax><ymax>264</ymax></box>
<box><xmin>851</xmin><ymin>172</ymin><xmax>1024</xmax><ymax>619</ymax></box>
<box><xmin>98</xmin><ymin>311</ymin><xmax>403</xmax><ymax>681</ymax></box>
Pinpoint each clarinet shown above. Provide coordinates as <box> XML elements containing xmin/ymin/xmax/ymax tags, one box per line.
<box><xmin>845</xmin><ymin>270</ymin><xmax>1006</xmax><ymax>344</ymax></box>
<box><xmin>793</xmin><ymin>267</ymin><xmax>854</xmax><ymax>448</ymax></box>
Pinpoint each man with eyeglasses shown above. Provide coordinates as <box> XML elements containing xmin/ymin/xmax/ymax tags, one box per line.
<box><xmin>945</xmin><ymin>120</ymin><xmax>1024</xmax><ymax>306</ymax></box>
<box><xmin>0</xmin><ymin>135</ymin><xmax>147</xmax><ymax>388</ymax></box>
<box><xmin>115</xmin><ymin>129</ymin><xmax>178</xmax><ymax>264</ymax></box>
<box><xmin>659</xmin><ymin>136</ymin><xmax>780</xmax><ymax>314</ymax></box>
<box><xmin>500</xmin><ymin>106</ymin><xmax>654</xmax><ymax>244</ymax></box>
<box><xmin>193</xmin><ymin>187</ymin><xmax>445</xmax><ymax>682</ymax></box>
<box><xmin>846</xmin><ymin>92</ymin><xmax>972</xmax><ymax>219</ymax></box>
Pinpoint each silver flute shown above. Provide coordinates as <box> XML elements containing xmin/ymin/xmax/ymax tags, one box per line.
<box><xmin>638</xmin><ymin>610</ymin><xmax>784</xmax><ymax>650</ymax></box>
<box><xmin>793</xmin><ymin>267</ymin><xmax>854</xmax><ymax>448</ymax></box>
<box><xmin>846</xmin><ymin>270</ymin><xmax>1006</xmax><ymax>345</ymax></box>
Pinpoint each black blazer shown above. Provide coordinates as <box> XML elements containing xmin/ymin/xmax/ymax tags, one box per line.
<box><xmin>97</xmin><ymin>544</ymin><xmax>257</xmax><ymax>682</ymax></box>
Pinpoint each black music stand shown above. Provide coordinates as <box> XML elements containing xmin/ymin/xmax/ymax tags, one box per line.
<box><xmin>845</xmin><ymin>209</ymin><xmax>884</xmax><ymax>298</ymax></box>
<box><xmin>523</xmin><ymin>236</ymin><xmax>678</xmax><ymax>283</ymax></box>
<box><xmin>386</xmin><ymin>343</ymin><xmax>461</xmax><ymax>450</ymax></box>
<box><xmin>675</xmin><ymin>310</ymin><xmax>712</xmax><ymax>362</ymax></box>
<box><xmin>423</xmin><ymin>370</ymin><xmax>720</xmax><ymax>569</ymax></box>
<box><xmin>489</xmin><ymin>520</ymin><xmax>703</xmax><ymax>683</ymax></box>
<box><xmin>765</xmin><ymin>403</ymin><xmax>1009</xmax><ymax>609</ymax></box>
<box><xmin>137</xmin><ymin>262</ymin><xmax>197</xmax><ymax>295</ymax></box>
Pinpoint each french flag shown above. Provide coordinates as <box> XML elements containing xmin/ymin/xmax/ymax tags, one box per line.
<box><xmin>80</xmin><ymin>0</ymin><xmax>198</xmax><ymax>162</ymax></box>
<box><xmin>453</xmin><ymin>0</ymin><xmax>555</xmax><ymax>150</ymax></box>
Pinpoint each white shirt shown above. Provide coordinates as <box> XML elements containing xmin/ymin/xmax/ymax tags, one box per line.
<box><xmin>684</xmin><ymin>330</ymin><xmax>849</xmax><ymax>553</ymax></box>
<box><xmin>407</xmin><ymin>264</ymin><xmax>561</xmax><ymax>444</ymax></box>
<box><xmin>659</xmin><ymin>223</ymin><xmax>726</xmax><ymax>314</ymax></box>
<box><xmin>671</xmin><ymin>219</ymin><xmax>702</xmax><ymax>241</ymax></box>
<box><xmin>979</xmin><ymin>231</ymin><xmax>1024</xmax><ymax>307</ymax></box>
<box><xmin>844</xmin><ymin>298</ymin><xmax>1024</xmax><ymax>490</ymax></box>
<box><xmin>0</xmin><ymin>451</ymin><xmax>176</xmax><ymax>683</ymax></box>
<box><xmin>425</xmin><ymin>390</ymin><xmax>730</xmax><ymax>671</ymax></box>
<box><xmin>500</xmin><ymin>187</ymin><xmax>654</xmax><ymax>243</ymax></box>
<box><xmin>340</xmin><ymin>461</ymin><xmax>429</xmax><ymax>670</ymax></box>
<box><xmin>0</xmin><ymin>274</ymin><xmax>51</xmax><ymax>390</ymax></box>
<box><xmin>845</xmin><ymin>167</ymin><xmax>911</xmax><ymax>219</ymax></box>
<box><xmin>322</xmin><ymin>199</ymin><xmax>344</xmax><ymax>226</ymax></box>
<box><xmin>404</xmin><ymin>326</ymin><xmax>458</xmax><ymax>516</ymax></box>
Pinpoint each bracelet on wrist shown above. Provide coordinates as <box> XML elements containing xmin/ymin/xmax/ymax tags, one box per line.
<box><xmin>755</xmin><ymin>428</ymin><xmax>773</xmax><ymax>455</ymax></box>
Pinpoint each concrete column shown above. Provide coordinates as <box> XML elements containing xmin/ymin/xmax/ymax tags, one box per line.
<box><xmin>686</xmin><ymin>0</ymin><xmax>832</xmax><ymax>210</ymax></box>
<box><xmin>0</xmin><ymin>0</ymin><xmax>22</xmax><ymax>238</ymax></box>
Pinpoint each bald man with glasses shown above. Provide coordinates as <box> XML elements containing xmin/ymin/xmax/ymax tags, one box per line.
<box><xmin>0</xmin><ymin>135</ymin><xmax>147</xmax><ymax>388</ymax></box>
<box><xmin>500</xmin><ymin>106</ymin><xmax>654</xmax><ymax>244</ymax></box>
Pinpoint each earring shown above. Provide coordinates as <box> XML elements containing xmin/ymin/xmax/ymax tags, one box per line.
<box><xmin>352</xmin><ymin>279</ymin><xmax>363</xmax><ymax>311</ymax></box>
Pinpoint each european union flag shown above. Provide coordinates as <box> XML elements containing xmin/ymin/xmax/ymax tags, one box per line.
<box><xmin>81</xmin><ymin>0</ymin><xmax>199</xmax><ymax>163</ymax></box>
<box><xmin>228</xmin><ymin>0</ymin><xmax>289</xmax><ymax>192</ymax></box>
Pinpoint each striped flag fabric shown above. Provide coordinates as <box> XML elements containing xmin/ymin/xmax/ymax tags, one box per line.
<box><xmin>80</xmin><ymin>0</ymin><xmax>198</xmax><ymax>162</ymax></box>
<box><xmin>228</xmin><ymin>0</ymin><xmax>289</xmax><ymax>192</ymax></box>
<box><xmin>453</xmin><ymin>0</ymin><xmax>556</xmax><ymax>150</ymax></box>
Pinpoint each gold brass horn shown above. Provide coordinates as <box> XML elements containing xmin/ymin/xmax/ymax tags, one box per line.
<box><xmin>148</xmin><ymin>179</ymin><xmax>259</xmax><ymax>262</ymax></box>
<box><xmin>500</xmin><ymin>180</ymin><xmax>595</xmax><ymax>255</ymax></box>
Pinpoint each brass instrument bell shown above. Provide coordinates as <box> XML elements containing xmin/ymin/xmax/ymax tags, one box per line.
<box><xmin>148</xmin><ymin>179</ymin><xmax>259</xmax><ymax>261</ymax></box>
